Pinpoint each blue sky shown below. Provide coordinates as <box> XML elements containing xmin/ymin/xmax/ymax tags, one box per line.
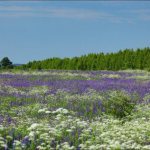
<box><xmin>0</xmin><ymin>1</ymin><xmax>150</xmax><ymax>64</ymax></box>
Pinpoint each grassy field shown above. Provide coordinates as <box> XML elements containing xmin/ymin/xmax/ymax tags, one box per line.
<box><xmin>0</xmin><ymin>70</ymin><xmax>150</xmax><ymax>150</ymax></box>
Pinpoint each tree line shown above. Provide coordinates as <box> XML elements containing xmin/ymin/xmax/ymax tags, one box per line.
<box><xmin>14</xmin><ymin>47</ymin><xmax>150</xmax><ymax>71</ymax></box>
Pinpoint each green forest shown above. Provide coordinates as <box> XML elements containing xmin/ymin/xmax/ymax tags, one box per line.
<box><xmin>16</xmin><ymin>47</ymin><xmax>150</xmax><ymax>71</ymax></box>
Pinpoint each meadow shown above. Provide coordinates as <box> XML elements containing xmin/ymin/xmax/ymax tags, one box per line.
<box><xmin>0</xmin><ymin>70</ymin><xmax>150</xmax><ymax>150</ymax></box>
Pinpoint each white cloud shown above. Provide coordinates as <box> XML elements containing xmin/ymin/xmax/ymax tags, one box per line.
<box><xmin>45</xmin><ymin>8</ymin><xmax>114</xmax><ymax>19</ymax></box>
<box><xmin>118</xmin><ymin>8</ymin><xmax>150</xmax><ymax>22</ymax></box>
<box><xmin>0</xmin><ymin>5</ymin><xmax>125</xmax><ymax>23</ymax></box>
<box><xmin>130</xmin><ymin>9</ymin><xmax>150</xmax><ymax>14</ymax></box>
<box><xmin>0</xmin><ymin>5</ymin><xmax>149</xmax><ymax>23</ymax></box>
<box><xmin>139</xmin><ymin>14</ymin><xmax>150</xmax><ymax>21</ymax></box>
<box><xmin>0</xmin><ymin>6</ymin><xmax>32</xmax><ymax>11</ymax></box>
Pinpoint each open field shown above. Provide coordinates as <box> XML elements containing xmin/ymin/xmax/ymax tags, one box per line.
<box><xmin>0</xmin><ymin>70</ymin><xmax>150</xmax><ymax>150</ymax></box>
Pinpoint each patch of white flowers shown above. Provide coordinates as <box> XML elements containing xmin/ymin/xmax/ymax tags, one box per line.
<box><xmin>29</xmin><ymin>86</ymin><xmax>49</xmax><ymax>96</ymax></box>
<box><xmin>101</xmin><ymin>74</ymin><xmax>120</xmax><ymax>79</ymax></box>
<box><xmin>0</xmin><ymin>85</ymin><xmax>26</xmax><ymax>95</ymax></box>
<box><xmin>23</xmin><ymin>105</ymin><xmax>150</xmax><ymax>149</ymax></box>
<box><xmin>0</xmin><ymin>136</ymin><xmax>7</xmax><ymax>149</ymax></box>
<box><xmin>52</xmin><ymin>108</ymin><xmax>69</xmax><ymax>114</ymax></box>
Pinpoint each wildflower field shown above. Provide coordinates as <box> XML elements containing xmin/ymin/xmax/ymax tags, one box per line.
<box><xmin>0</xmin><ymin>70</ymin><xmax>150</xmax><ymax>150</ymax></box>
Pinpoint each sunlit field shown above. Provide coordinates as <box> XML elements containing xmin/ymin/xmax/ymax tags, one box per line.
<box><xmin>0</xmin><ymin>70</ymin><xmax>150</xmax><ymax>150</ymax></box>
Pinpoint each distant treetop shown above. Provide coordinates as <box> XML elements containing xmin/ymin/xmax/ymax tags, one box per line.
<box><xmin>0</xmin><ymin>57</ymin><xmax>13</xmax><ymax>69</ymax></box>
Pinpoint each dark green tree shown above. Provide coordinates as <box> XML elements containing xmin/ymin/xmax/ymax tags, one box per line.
<box><xmin>0</xmin><ymin>57</ymin><xmax>13</xmax><ymax>69</ymax></box>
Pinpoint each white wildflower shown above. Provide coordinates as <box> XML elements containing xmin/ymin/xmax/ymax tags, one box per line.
<box><xmin>28</xmin><ymin>123</ymin><xmax>39</xmax><ymax>130</ymax></box>
<box><xmin>29</xmin><ymin>131</ymin><xmax>35</xmax><ymax>138</ymax></box>
<box><xmin>38</xmin><ymin>108</ymin><xmax>47</xmax><ymax>113</ymax></box>
<box><xmin>66</xmin><ymin>129</ymin><xmax>72</xmax><ymax>133</ymax></box>
<box><xmin>45</xmin><ymin>110</ymin><xmax>51</xmax><ymax>114</ymax></box>
<box><xmin>0</xmin><ymin>125</ymin><xmax>4</xmax><ymax>131</ymax></box>
<box><xmin>13</xmin><ymin>140</ymin><xmax>21</xmax><ymax>146</ymax></box>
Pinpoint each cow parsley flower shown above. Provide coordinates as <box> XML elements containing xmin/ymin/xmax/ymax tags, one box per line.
<box><xmin>28</xmin><ymin>123</ymin><xmax>39</xmax><ymax>130</ymax></box>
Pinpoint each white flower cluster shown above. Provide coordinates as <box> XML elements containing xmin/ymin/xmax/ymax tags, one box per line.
<box><xmin>29</xmin><ymin>86</ymin><xmax>49</xmax><ymax>96</ymax></box>
<box><xmin>0</xmin><ymin>125</ymin><xmax>4</xmax><ymax>131</ymax></box>
<box><xmin>23</xmin><ymin>105</ymin><xmax>150</xmax><ymax>149</ymax></box>
<box><xmin>0</xmin><ymin>136</ymin><xmax>7</xmax><ymax>149</ymax></box>
<box><xmin>101</xmin><ymin>74</ymin><xmax>120</xmax><ymax>79</ymax></box>
<box><xmin>0</xmin><ymin>85</ymin><xmax>26</xmax><ymax>95</ymax></box>
<box><xmin>38</xmin><ymin>107</ymin><xmax>69</xmax><ymax>116</ymax></box>
<box><xmin>52</xmin><ymin>108</ymin><xmax>69</xmax><ymax>114</ymax></box>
